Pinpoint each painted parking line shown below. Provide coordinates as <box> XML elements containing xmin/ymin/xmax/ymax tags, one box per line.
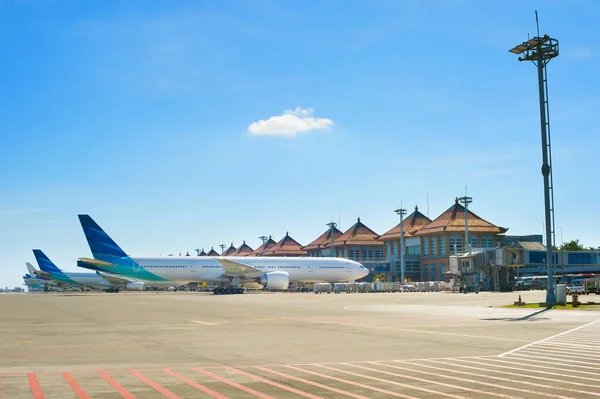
<box><xmin>410</xmin><ymin>361</ymin><xmax>577</xmax><ymax>399</ymax></box>
<box><xmin>454</xmin><ymin>358</ymin><xmax>600</xmax><ymax>386</ymax></box>
<box><xmin>193</xmin><ymin>367</ymin><xmax>272</xmax><ymax>399</ymax></box>
<box><xmin>189</xmin><ymin>320</ymin><xmax>218</xmax><ymax>326</ymax></box>
<box><xmin>130</xmin><ymin>370</ymin><xmax>180</xmax><ymax>399</ymax></box>
<box><xmin>534</xmin><ymin>343</ymin><xmax>600</xmax><ymax>356</ymax></box>
<box><xmin>252</xmin><ymin>366</ymin><xmax>363</xmax><ymax>399</ymax></box>
<box><xmin>232</xmin><ymin>367</ymin><xmax>327</xmax><ymax>399</ymax></box>
<box><xmin>500</xmin><ymin>320</ymin><xmax>599</xmax><ymax>357</ymax></box>
<box><xmin>349</xmin><ymin>363</ymin><xmax>518</xmax><ymax>399</ymax></box>
<box><xmin>98</xmin><ymin>371</ymin><xmax>136</xmax><ymax>399</ymax></box>
<box><xmin>27</xmin><ymin>373</ymin><xmax>45</xmax><ymax>399</ymax></box>
<box><xmin>517</xmin><ymin>349</ymin><xmax>600</xmax><ymax>363</ymax></box>
<box><xmin>62</xmin><ymin>372</ymin><xmax>91</xmax><ymax>399</ymax></box>
<box><xmin>483</xmin><ymin>356</ymin><xmax>600</xmax><ymax>378</ymax></box>
<box><xmin>536</xmin><ymin>341</ymin><xmax>600</xmax><ymax>350</ymax></box>
<box><xmin>508</xmin><ymin>353</ymin><xmax>600</xmax><ymax>371</ymax></box>
<box><xmin>163</xmin><ymin>369</ymin><xmax>227</xmax><ymax>399</ymax></box>
<box><xmin>320</xmin><ymin>364</ymin><xmax>469</xmax><ymax>399</ymax></box>
<box><xmin>285</xmin><ymin>365</ymin><xmax>419</xmax><ymax>399</ymax></box>
<box><xmin>425</xmin><ymin>359</ymin><xmax>600</xmax><ymax>396</ymax></box>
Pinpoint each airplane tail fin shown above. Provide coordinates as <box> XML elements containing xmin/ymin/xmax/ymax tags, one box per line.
<box><xmin>32</xmin><ymin>250</ymin><xmax>63</xmax><ymax>273</ymax></box>
<box><xmin>78</xmin><ymin>215</ymin><xmax>128</xmax><ymax>261</ymax></box>
<box><xmin>26</xmin><ymin>262</ymin><xmax>37</xmax><ymax>275</ymax></box>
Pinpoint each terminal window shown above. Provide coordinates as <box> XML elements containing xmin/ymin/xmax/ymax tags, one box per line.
<box><xmin>439</xmin><ymin>236</ymin><xmax>447</xmax><ymax>256</ymax></box>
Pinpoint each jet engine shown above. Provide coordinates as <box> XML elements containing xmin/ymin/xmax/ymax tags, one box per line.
<box><xmin>125</xmin><ymin>281</ymin><xmax>144</xmax><ymax>291</ymax></box>
<box><xmin>256</xmin><ymin>271</ymin><xmax>289</xmax><ymax>290</ymax></box>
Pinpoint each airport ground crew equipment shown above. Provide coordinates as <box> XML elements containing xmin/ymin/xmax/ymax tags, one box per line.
<box><xmin>314</xmin><ymin>283</ymin><xmax>332</xmax><ymax>294</ymax></box>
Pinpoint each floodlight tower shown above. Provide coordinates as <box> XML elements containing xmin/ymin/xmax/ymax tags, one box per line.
<box><xmin>326</xmin><ymin>222</ymin><xmax>337</xmax><ymax>257</ymax></box>
<box><xmin>458</xmin><ymin>192</ymin><xmax>473</xmax><ymax>254</ymax></box>
<box><xmin>394</xmin><ymin>207</ymin><xmax>407</xmax><ymax>283</ymax></box>
<box><xmin>259</xmin><ymin>236</ymin><xmax>268</xmax><ymax>256</ymax></box>
<box><xmin>509</xmin><ymin>16</ymin><xmax>559</xmax><ymax>304</ymax></box>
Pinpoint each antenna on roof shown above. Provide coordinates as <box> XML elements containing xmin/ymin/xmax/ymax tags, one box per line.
<box><xmin>535</xmin><ymin>10</ymin><xmax>540</xmax><ymax>37</ymax></box>
<box><xmin>426</xmin><ymin>192</ymin><xmax>430</xmax><ymax>218</ymax></box>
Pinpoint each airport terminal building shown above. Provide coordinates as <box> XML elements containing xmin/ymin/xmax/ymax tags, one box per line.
<box><xmin>210</xmin><ymin>197</ymin><xmax>600</xmax><ymax>285</ymax></box>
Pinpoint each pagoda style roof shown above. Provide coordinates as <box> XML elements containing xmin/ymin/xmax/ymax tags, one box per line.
<box><xmin>222</xmin><ymin>243</ymin><xmax>237</xmax><ymax>256</ymax></box>
<box><xmin>231</xmin><ymin>241</ymin><xmax>254</xmax><ymax>256</ymax></box>
<box><xmin>206</xmin><ymin>247</ymin><xmax>220</xmax><ymax>256</ymax></box>
<box><xmin>335</xmin><ymin>217</ymin><xmax>382</xmax><ymax>247</ymax></box>
<box><xmin>198</xmin><ymin>248</ymin><xmax>207</xmax><ymax>256</ymax></box>
<box><xmin>415</xmin><ymin>199</ymin><xmax>508</xmax><ymax>236</ymax></box>
<box><xmin>250</xmin><ymin>236</ymin><xmax>277</xmax><ymax>256</ymax></box>
<box><xmin>263</xmin><ymin>232</ymin><xmax>306</xmax><ymax>257</ymax></box>
<box><xmin>303</xmin><ymin>225</ymin><xmax>343</xmax><ymax>251</ymax></box>
<box><xmin>378</xmin><ymin>206</ymin><xmax>432</xmax><ymax>241</ymax></box>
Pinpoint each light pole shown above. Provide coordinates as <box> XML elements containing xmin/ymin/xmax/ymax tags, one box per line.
<box><xmin>509</xmin><ymin>22</ymin><xmax>559</xmax><ymax>304</ymax></box>
<box><xmin>394</xmin><ymin>207</ymin><xmax>407</xmax><ymax>283</ymax></box>
<box><xmin>458</xmin><ymin>193</ymin><xmax>473</xmax><ymax>254</ymax></box>
<box><xmin>326</xmin><ymin>222</ymin><xmax>337</xmax><ymax>257</ymax></box>
<box><xmin>219</xmin><ymin>243</ymin><xmax>226</xmax><ymax>255</ymax></box>
<box><xmin>259</xmin><ymin>236</ymin><xmax>268</xmax><ymax>256</ymax></box>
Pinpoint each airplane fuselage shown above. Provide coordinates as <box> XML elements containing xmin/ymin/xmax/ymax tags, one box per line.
<box><xmin>80</xmin><ymin>256</ymin><xmax>368</xmax><ymax>285</ymax></box>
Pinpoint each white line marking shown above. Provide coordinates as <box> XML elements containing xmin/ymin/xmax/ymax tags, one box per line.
<box><xmin>536</xmin><ymin>341</ymin><xmax>600</xmax><ymax>349</ymax></box>
<box><xmin>481</xmin><ymin>357</ymin><xmax>600</xmax><ymax>378</ymax></box>
<box><xmin>534</xmin><ymin>343</ymin><xmax>600</xmax><ymax>356</ymax></box>
<box><xmin>353</xmin><ymin>363</ymin><xmax>521</xmax><ymax>399</ymax></box>
<box><xmin>518</xmin><ymin>348</ymin><xmax>600</xmax><ymax>361</ymax></box>
<box><xmin>284</xmin><ymin>365</ymin><xmax>419</xmax><ymax>399</ymax></box>
<box><xmin>386</xmin><ymin>361</ymin><xmax>574</xmax><ymax>399</ymax></box>
<box><xmin>499</xmin><ymin>320</ymin><xmax>599</xmax><ymax>357</ymax></box>
<box><xmin>189</xmin><ymin>320</ymin><xmax>218</xmax><ymax>325</ymax></box>
<box><xmin>435</xmin><ymin>359</ymin><xmax>600</xmax><ymax>394</ymax></box>
<box><xmin>314</xmin><ymin>364</ymin><xmax>468</xmax><ymax>399</ymax></box>
<box><xmin>507</xmin><ymin>353</ymin><xmax>600</xmax><ymax>371</ymax></box>
<box><xmin>453</xmin><ymin>358</ymin><xmax>600</xmax><ymax>389</ymax></box>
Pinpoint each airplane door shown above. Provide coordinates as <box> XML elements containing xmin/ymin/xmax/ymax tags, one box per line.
<box><xmin>133</xmin><ymin>260</ymin><xmax>140</xmax><ymax>272</ymax></box>
<box><xmin>308</xmin><ymin>265</ymin><xmax>313</xmax><ymax>272</ymax></box>
<box><xmin>190</xmin><ymin>262</ymin><xmax>196</xmax><ymax>272</ymax></box>
<box><xmin>346</xmin><ymin>264</ymin><xmax>351</xmax><ymax>273</ymax></box>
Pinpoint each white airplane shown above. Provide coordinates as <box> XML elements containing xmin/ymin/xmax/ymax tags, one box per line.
<box><xmin>77</xmin><ymin>214</ymin><xmax>369</xmax><ymax>294</ymax></box>
<box><xmin>32</xmin><ymin>250</ymin><xmax>144</xmax><ymax>292</ymax></box>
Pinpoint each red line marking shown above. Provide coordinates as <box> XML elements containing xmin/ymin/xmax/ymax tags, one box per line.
<box><xmin>130</xmin><ymin>370</ymin><xmax>180</xmax><ymax>399</ymax></box>
<box><xmin>98</xmin><ymin>372</ymin><xmax>136</xmax><ymax>399</ymax></box>
<box><xmin>227</xmin><ymin>367</ymin><xmax>324</xmax><ymax>399</ymax></box>
<box><xmin>62</xmin><ymin>373</ymin><xmax>90</xmax><ymax>399</ymax></box>
<box><xmin>27</xmin><ymin>373</ymin><xmax>45</xmax><ymax>399</ymax></box>
<box><xmin>163</xmin><ymin>369</ymin><xmax>227</xmax><ymax>399</ymax></box>
<box><xmin>284</xmin><ymin>365</ymin><xmax>418</xmax><ymax>399</ymax></box>
<box><xmin>251</xmin><ymin>367</ymin><xmax>369</xmax><ymax>399</ymax></box>
<box><xmin>194</xmin><ymin>367</ymin><xmax>273</xmax><ymax>399</ymax></box>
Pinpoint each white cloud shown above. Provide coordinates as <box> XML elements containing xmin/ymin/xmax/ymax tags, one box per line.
<box><xmin>248</xmin><ymin>107</ymin><xmax>334</xmax><ymax>137</ymax></box>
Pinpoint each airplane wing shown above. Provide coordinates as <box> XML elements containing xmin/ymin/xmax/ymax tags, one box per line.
<box><xmin>98</xmin><ymin>273</ymin><xmax>131</xmax><ymax>285</ymax></box>
<box><xmin>217</xmin><ymin>258</ymin><xmax>262</xmax><ymax>277</ymax></box>
<box><xmin>78</xmin><ymin>258</ymin><xmax>116</xmax><ymax>267</ymax></box>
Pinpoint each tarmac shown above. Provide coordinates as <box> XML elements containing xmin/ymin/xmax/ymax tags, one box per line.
<box><xmin>1</xmin><ymin>290</ymin><xmax>600</xmax><ymax>398</ymax></box>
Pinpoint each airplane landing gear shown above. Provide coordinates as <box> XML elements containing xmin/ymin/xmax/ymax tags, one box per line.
<box><xmin>213</xmin><ymin>287</ymin><xmax>244</xmax><ymax>295</ymax></box>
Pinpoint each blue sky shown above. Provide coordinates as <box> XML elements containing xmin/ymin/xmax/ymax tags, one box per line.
<box><xmin>1</xmin><ymin>0</ymin><xmax>598</xmax><ymax>288</ymax></box>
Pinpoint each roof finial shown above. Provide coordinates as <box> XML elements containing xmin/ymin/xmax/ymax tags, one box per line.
<box><xmin>286</xmin><ymin>231</ymin><xmax>289</xmax><ymax>236</ymax></box>
<box><xmin>243</xmin><ymin>240</ymin><xmax>245</xmax><ymax>244</ymax></box>
<box><xmin>455</xmin><ymin>197</ymin><xmax>459</xmax><ymax>203</ymax></box>
<box><xmin>415</xmin><ymin>205</ymin><xmax>418</xmax><ymax>211</ymax></box>
<box><xmin>357</xmin><ymin>217</ymin><xmax>361</xmax><ymax>222</ymax></box>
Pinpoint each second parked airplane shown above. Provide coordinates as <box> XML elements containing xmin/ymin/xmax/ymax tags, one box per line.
<box><xmin>77</xmin><ymin>214</ymin><xmax>369</xmax><ymax>294</ymax></box>
<box><xmin>32</xmin><ymin>249</ymin><xmax>144</xmax><ymax>292</ymax></box>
